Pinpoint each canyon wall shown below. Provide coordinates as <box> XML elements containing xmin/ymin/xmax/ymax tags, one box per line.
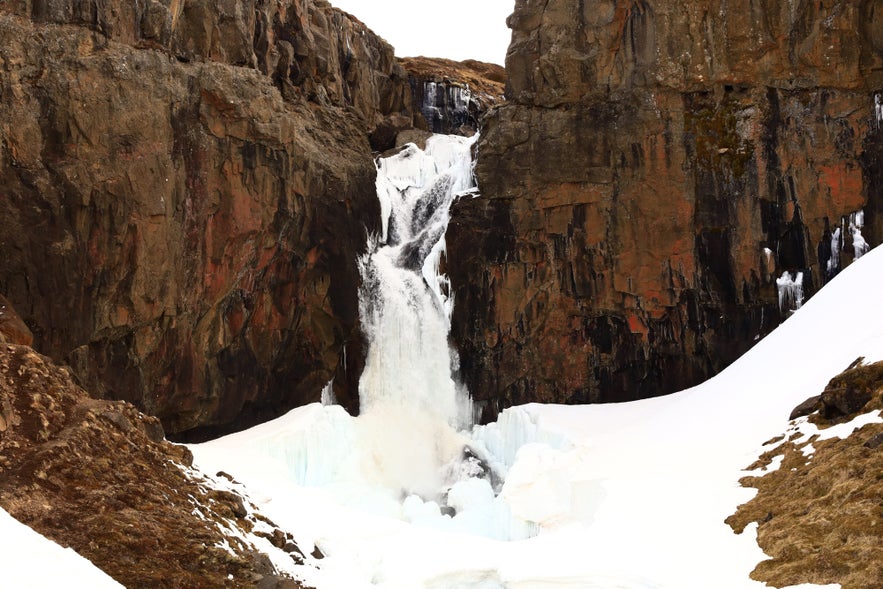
<box><xmin>0</xmin><ymin>0</ymin><xmax>415</xmax><ymax>437</ymax></box>
<box><xmin>448</xmin><ymin>0</ymin><xmax>883</xmax><ymax>420</ymax></box>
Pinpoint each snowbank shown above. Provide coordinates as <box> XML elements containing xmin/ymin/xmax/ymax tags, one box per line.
<box><xmin>0</xmin><ymin>508</ymin><xmax>123</xmax><ymax>588</ymax></box>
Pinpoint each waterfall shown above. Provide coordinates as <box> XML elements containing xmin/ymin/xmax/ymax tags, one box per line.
<box><xmin>354</xmin><ymin>134</ymin><xmax>478</xmax><ymax>498</ymax></box>
<box><xmin>193</xmin><ymin>134</ymin><xmax>544</xmax><ymax>540</ymax></box>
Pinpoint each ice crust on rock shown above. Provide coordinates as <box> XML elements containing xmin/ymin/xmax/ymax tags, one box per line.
<box><xmin>776</xmin><ymin>271</ymin><xmax>804</xmax><ymax>314</ymax></box>
<box><xmin>419</xmin><ymin>81</ymin><xmax>473</xmax><ymax>133</ymax></box>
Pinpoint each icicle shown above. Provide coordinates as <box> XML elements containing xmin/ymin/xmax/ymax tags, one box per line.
<box><xmin>848</xmin><ymin>209</ymin><xmax>870</xmax><ymax>261</ymax></box>
<box><xmin>853</xmin><ymin>229</ymin><xmax>869</xmax><ymax>260</ymax></box>
<box><xmin>828</xmin><ymin>227</ymin><xmax>841</xmax><ymax>274</ymax></box>
<box><xmin>320</xmin><ymin>380</ymin><xmax>336</xmax><ymax>406</ymax></box>
<box><xmin>776</xmin><ymin>271</ymin><xmax>804</xmax><ymax>314</ymax></box>
<box><xmin>762</xmin><ymin>247</ymin><xmax>775</xmax><ymax>277</ymax></box>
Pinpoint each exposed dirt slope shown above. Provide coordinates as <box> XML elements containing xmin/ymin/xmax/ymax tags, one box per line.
<box><xmin>0</xmin><ymin>343</ymin><xmax>305</xmax><ymax>588</ymax></box>
<box><xmin>727</xmin><ymin>361</ymin><xmax>883</xmax><ymax>589</ymax></box>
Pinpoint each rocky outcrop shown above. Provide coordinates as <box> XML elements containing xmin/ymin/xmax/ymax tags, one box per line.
<box><xmin>727</xmin><ymin>360</ymin><xmax>883</xmax><ymax>589</ymax></box>
<box><xmin>448</xmin><ymin>0</ymin><xmax>883</xmax><ymax>419</ymax></box>
<box><xmin>0</xmin><ymin>343</ymin><xmax>303</xmax><ymax>588</ymax></box>
<box><xmin>0</xmin><ymin>296</ymin><xmax>33</xmax><ymax>346</ymax></box>
<box><xmin>0</xmin><ymin>1</ymin><xmax>415</xmax><ymax>436</ymax></box>
<box><xmin>401</xmin><ymin>57</ymin><xmax>506</xmax><ymax>137</ymax></box>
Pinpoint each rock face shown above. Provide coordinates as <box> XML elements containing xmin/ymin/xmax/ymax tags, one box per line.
<box><xmin>0</xmin><ymin>296</ymin><xmax>33</xmax><ymax>346</ymax></box>
<box><xmin>0</xmin><ymin>1</ymin><xmax>415</xmax><ymax>436</ymax></box>
<box><xmin>401</xmin><ymin>57</ymin><xmax>506</xmax><ymax>136</ymax></box>
<box><xmin>448</xmin><ymin>0</ymin><xmax>883</xmax><ymax>419</ymax></box>
<box><xmin>0</xmin><ymin>343</ymin><xmax>302</xmax><ymax>588</ymax></box>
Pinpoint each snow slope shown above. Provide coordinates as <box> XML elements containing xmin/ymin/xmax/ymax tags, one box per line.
<box><xmin>191</xmin><ymin>248</ymin><xmax>883</xmax><ymax>588</ymax></box>
<box><xmin>0</xmin><ymin>508</ymin><xmax>124</xmax><ymax>588</ymax></box>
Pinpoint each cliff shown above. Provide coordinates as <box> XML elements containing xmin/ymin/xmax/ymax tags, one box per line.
<box><xmin>0</xmin><ymin>0</ymin><xmax>414</xmax><ymax>437</ymax></box>
<box><xmin>448</xmin><ymin>0</ymin><xmax>883</xmax><ymax>419</ymax></box>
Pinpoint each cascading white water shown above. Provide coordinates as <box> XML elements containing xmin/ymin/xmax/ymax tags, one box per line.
<box><xmin>354</xmin><ymin>134</ymin><xmax>478</xmax><ymax>498</ymax></box>
<box><xmin>195</xmin><ymin>134</ymin><xmax>546</xmax><ymax>541</ymax></box>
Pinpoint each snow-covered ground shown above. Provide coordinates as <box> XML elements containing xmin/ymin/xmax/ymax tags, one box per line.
<box><xmin>0</xmin><ymin>507</ymin><xmax>123</xmax><ymax>588</ymax></box>
<box><xmin>190</xmin><ymin>153</ymin><xmax>883</xmax><ymax>587</ymax></box>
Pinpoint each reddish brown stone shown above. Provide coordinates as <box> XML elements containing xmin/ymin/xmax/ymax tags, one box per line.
<box><xmin>0</xmin><ymin>295</ymin><xmax>32</xmax><ymax>346</ymax></box>
<box><xmin>0</xmin><ymin>1</ymin><xmax>416</xmax><ymax>436</ymax></box>
<box><xmin>448</xmin><ymin>0</ymin><xmax>883</xmax><ymax>419</ymax></box>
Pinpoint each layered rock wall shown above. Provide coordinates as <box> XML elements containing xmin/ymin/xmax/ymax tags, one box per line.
<box><xmin>0</xmin><ymin>1</ymin><xmax>414</xmax><ymax>436</ymax></box>
<box><xmin>448</xmin><ymin>0</ymin><xmax>883</xmax><ymax>419</ymax></box>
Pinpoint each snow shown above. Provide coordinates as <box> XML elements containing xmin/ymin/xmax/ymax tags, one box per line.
<box><xmin>190</xmin><ymin>137</ymin><xmax>883</xmax><ymax>588</ymax></box>
<box><xmin>0</xmin><ymin>507</ymin><xmax>124</xmax><ymax>588</ymax></box>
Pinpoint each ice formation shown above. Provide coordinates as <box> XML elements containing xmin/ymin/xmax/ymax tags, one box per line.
<box><xmin>826</xmin><ymin>226</ymin><xmax>841</xmax><ymax>275</ymax></box>
<box><xmin>849</xmin><ymin>210</ymin><xmax>870</xmax><ymax>260</ymax></box>
<box><xmin>761</xmin><ymin>247</ymin><xmax>775</xmax><ymax>277</ymax></box>
<box><xmin>419</xmin><ymin>81</ymin><xmax>473</xmax><ymax>133</ymax></box>
<box><xmin>319</xmin><ymin>380</ymin><xmax>335</xmax><ymax>406</ymax></box>
<box><xmin>823</xmin><ymin>209</ymin><xmax>869</xmax><ymax>280</ymax></box>
<box><xmin>876</xmin><ymin>93</ymin><xmax>882</xmax><ymax>128</ymax></box>
<box><xmin>776</xmin><ymin>271</ymin><xmax>804</xmax><ymax>314</ymax></box>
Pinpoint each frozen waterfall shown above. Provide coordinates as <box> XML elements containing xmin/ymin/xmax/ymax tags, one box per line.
<box><xmin>356</xmin><ymin>134</ymin><xmax>478</xmax><ymax>498</ymax></box>
<box><xmin>192</xmin><ymin>134</ymin><xmax>553</xmax><ymax>543</ymax></box>
<box><xmin>776</xmin><ymin>271</ymin><xmax>804</xmax><ymax>315</ymax></box>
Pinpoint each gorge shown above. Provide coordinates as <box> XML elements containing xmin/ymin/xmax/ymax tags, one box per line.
<box><xmin>1</xmin><ymin>0</ymin><xmax>882</xmax><ymax>587</ymax></box>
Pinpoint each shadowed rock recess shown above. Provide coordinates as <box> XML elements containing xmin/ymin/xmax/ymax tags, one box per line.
<box><xmin>447</xmin><ymin>0</ymin><xmax>883</xmax><ymax>420</ymax></box>
<box><xmin>0</xmin><ymin>0</ymin><xmax>417</xmax><ymax>437</ymax></box>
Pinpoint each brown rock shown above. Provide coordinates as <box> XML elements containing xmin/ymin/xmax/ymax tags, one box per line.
<box><xmin>789</xmin><ymin>395</ymin><xmax>822</xmax><ymax>421</ymax></box>
<box><xmin>0</xmin><ymin>0</ymin><xmax>419</xmax><ymax>436</ymax></box>
<box><xmin>0</xmin><ymin>295</ymin><xmax>33</xmax><ymax>346</ymax></box>
<box><xmin>448</xmin><ymin>0</ymin><xmax>883</xmax><ymax>419</ymax></box>
<box><xmin>0</xmin><ymin>343</ymin><xmax>304</xmax><ymax>588</ymax></box>
<box><xmin>401</xmin><ymin>57</ymin><xmax>506</xmax><ymax>136</ymax></box>
<box><xmin>864</xmin><ymin>432</ymin><xmax>883</xmax><ymax>449</ymax></box>
<box><xmin>817</xmin><ymin>361</ymin><xmax>883</xmax><ymax>421</ymax></box>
